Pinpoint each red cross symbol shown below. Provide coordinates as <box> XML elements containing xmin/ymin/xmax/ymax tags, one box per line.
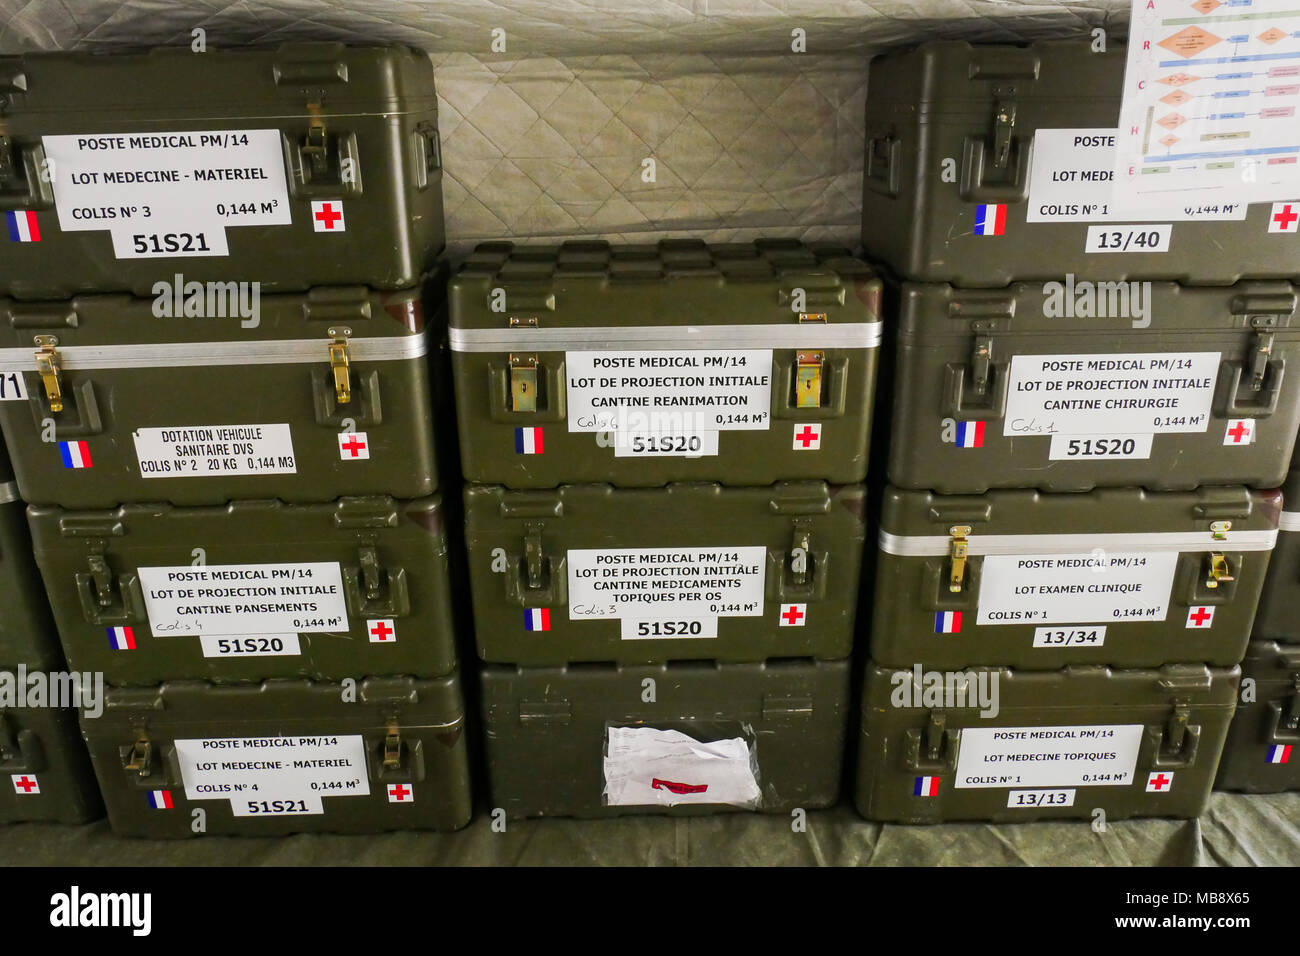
<box><xmin>795</xmin><ymin>426</ymin><xmax>819</xmax><ymax>448</ymax></box>
<box><xmin>315</xmin><ymin>202</ymin><xmax>343</xmax><ymax>230</ymax></box>
<box><xmin>1227</xmin><ymin>421</ymin><xmax>1250</xmax><ymax>443</ymax></box>
<box><xmin>1148</xmin><ymin>773</ymin><xmax>1171</xmax><ymax>791</ymax></box>
<box><xmin>1188</xmin><ymin>606</ymin><xmax>1213</xmax><ymax>627</ymax></box>
<box><xmin>340</xmin><ymin>435</ymin><xmax>367</xmax><ymax>457</ymax></box>
<box><xmin>1274</xmin><ymin>204</ymin><xmax>1298</xmax><ymax>231</ymax></box>
<box><xmin>781</xmin><ymin>604</ymin><xmax>805</xmax><ymax>625</ymax></box>
<box><xmin>12</xmin><ymin>775</ymin><xmax>37</xmax><ymax>793</ymax></box>
<box><xmin>389</xmin><ymin>784</ymin><xmax>411</xmax><ymax>801</ymax></box>
<box><xmin>370</xmin><ymin>620</ymin><xmax>394</xmax><ymax>642</ymax></box>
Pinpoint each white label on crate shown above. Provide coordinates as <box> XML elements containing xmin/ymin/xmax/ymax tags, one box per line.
<box><xmin>1003</xmin><ymin>352</ymin><xmax>1220</xmax><ymax>437</ymax></box>
<box><xmin>1006</xmin><ymin>788</ymin><xmax>1077</xmax><ymax>809</ymax></box>
<box><xmin>0</xmin><ymin>371</ymin><xmax>28</xmax><ymax>401</ymax></box>
<box><xmin>564</xmin><ymin>349</ymin><xmax>772</xmax><ymax>456</ymax></box>
<box><xmin>612</xmin><ymin>430</ymin><xmax>721</xmax><ymax>458</ymax></box>
<box><xmin>138</xmin><ymin>562</ymin><xmax>349</xmax><ymax>637</ymax></box>
<box><xmin>1048</xmin><ymin>433</ymin><xmax>1154</xmax><ymax>461</ymax></box>
<box><xmin>977</xmin><ymin>551</ymin><xmax>1177</xmax><ymax>626</ymax></box>
<box><xmin>132</xmin><ymin>423</ymin><xmax>297</xmax><ymax>477</ymax></box>
<box><xmin>175</xmin><ymin>734</ymin><xmax>369</xmax><ymax>816</ymax></box>
<box><xmin>955</xmin><ymin>724</ymin><xmax>1143</xmax><ymax>789</ymax></box>
<box><xmin>567</xmin><ymin>546</ymin><xmax>765</xmax><ymax>639</ymax></box>
<box><xmin>1084</xmin><ymin>224</ymin><xmax>1172</xmax><ymax>254</ymax></box>
<box><xmin>1032</xmin><ymin>625</ymin><xmax>1108</xmax><ymax>649</ymax></box>
<box><xmin>603</xmin><ymin>727</ymin><xmax>760</xmax><ymax>807</ymax></box>
<box><xmin>41</xmin><ymin>129</ymin><xmax>292</xmax><ymax>258</ymax></box>
<box><xmin>1026</xmin><ymin>129</ymin><xmax>1248</xmax><ymax>223</ymax></box>
<box><xmin>198</xmin><ymin>634</ymin><xmax>302</xmax><ymax>658</ymax></box>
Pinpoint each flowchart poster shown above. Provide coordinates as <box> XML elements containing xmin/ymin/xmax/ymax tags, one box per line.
<box><xmin>1116</xmin><ymin>0</ymin><xmax>1300</xmax><ymax>211</ymax></box>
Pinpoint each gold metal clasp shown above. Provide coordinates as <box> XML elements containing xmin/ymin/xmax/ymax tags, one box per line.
<box><xmin>124</xmin><ymin>733</ymin><xmax>152</xmax><ymax>774</ymax></box>
<box><xmin>510</xmin><ymin>354</ymin><xmax>539</xmax><ymax>413</ymax></box>
<box><xmin>328</xmin><ymin>327</ymin><xmax>351</xmax><ymax>405</ymax></box>
<box><xmin>1210</xmin><ymin>520</ymin><xmax>1232</xmax><ymax>541</ymax></box>
<box><xmin>795</xmin><ymin>350</ymin><xmax>824</xmax><ymax>409</ymax></box>
<box><xmin>949</xmin><ymin>525</ymin><xmax>971</xmax><ymax>593</ymax></box>
<box><xmin>383</xmin><ymin>722</ymin><xmax>402</xmax><ymax>771</ymax></box>
<box><xmin>35</xmin><ymin>335</ymin><xmax>63</xmax><ymax>413</ymax></box>
<box><xmin>1206</xmin><ymin>552</ymin><xmax>1234</xmax><ymax>589</ymax></box>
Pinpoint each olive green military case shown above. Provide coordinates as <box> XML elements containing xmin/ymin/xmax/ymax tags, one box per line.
<box><xmin>861</xmin><ymin>41</ymin><xmax>1297</xmax><ymax>285</ymax></box>
<box><xmin>855</xmin><ymin>663</ymin><xmax>1238</xmax><ymax>823</ymax></box>
<box><xmin>0</xmin><ymin>44</ymin><xmax>443</xmax><ymax>298</ymax></box>
<box><xmin>888</xmin><ymin>281</ymin><xmax>1300</xmax><ymax>493</ymax></box>
<box><xmin>0</xmin><ymin>442</ymin><xmax>62</xmax><ymax>670</ymax></box>
<box><xmin>1214</xmin><ymin>642</ymin><xmax>1299</xmax><ymax>792</ymax></box>
<box><xmin>0</xmin><ymin>690</ymin><xmax>103</xmax><ymax>823</ymax></box>
<box><xmin>28</xmin><ymin>496</ymin><xmax>458</xmax><ymax>685</ymax></box>
<box><xmin>0</xmin><ymin>276</ymin><xmax>443</xmax><ymax>508</ymax></box>
<box><xmin>449</xmin><ymin>239</ymin><xmax>882</xmax><ymax>488</ymax></box>
<box><xmin>82</xmin><ymin>676</ymin><xmax>470</xmax><ymax>836</ymax></box>
<box><xmin>465</xmin><ymin>482</ymin><xmax>866</xmax><ymax>665</ymax></box>
<box><xmin>1252</xmin><ymin>466</ymin><xmax>1300</xmax><ymax>643</ymax></box>
<box><xmin>482</xmin><ymin>659</ymin><xmax>849</xmax><ymax>819</ymax></box>
<box><xmin>872</xmin><ymin>486</ymin><xmax>1278</xmax><ymax>671</ymax></box>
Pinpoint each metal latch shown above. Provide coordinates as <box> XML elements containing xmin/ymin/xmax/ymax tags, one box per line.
<box><xmin>302</xmin><ymin>99</ymin><xmax>329</xmax><ymax>180</ymax></box>
<box><xmin>798</xmin><ymin>312</ymin><xmax>828</xmax><ymax>324</ymax></box>
<box><xmin>992</xmin><ymin>97</ymin><xmax>1017</xmax><ymax>169</ymax></box>
<box><xmin>1161</xmin><ymin>702</ymin><xmax>1189</xmax><ymax>758</ymax></box>
<box><xmin>0</xmin><ymin>134</ymin><xmax>14</xmax><ymax>185</ymax></box>
<box><xmin>87</xmin><ymin>553</ymin><xmax>117</xmax><ymax>608</ymax></box>
<box><xmin>790</xmin><ymin>527</ymin><xmax>812</xmax><ymax>587</ymax></box>
<box><xmin>925</xmin><ymin>711</ymin><xmax>947</xmax><ymax>761</ymax></box>
<box><xmin>1249</xmin><ymin>330</ymin><xmax>1275</xmax><ymax>392</ymax></box>
<box><xmin>1210</xmin><ymin>520</ymin><xmax>1232</xmax><ymax>542</ymax></box>
<box><xmin>970</xmin><ymin>334</ymin><xmax>993</xmax><ymax>396</ymax></box>
<box><xmin>795</xmin><ymin>350</ymin><xmax>824</xmax><ymax>409</ymax></box>
<box><xmin>1206</xmin><ymin>552</ymin><xmax>1234</xmax><ymax>589</ymax></box>
<box><xmin>35</xmin><ymin>335</ymin><xmax>63</xmax><ymax>413</ymax></box>
<box><xmin>328</xmin><ymin>327</ymin><xmax>351</xmax><ymax>405</ymax></box>
<box><xmin>509</xmin><ymin>354</ymin><xmax>539</xmax><ymax>412</ymax></box>
<box><xmin>524</xmin><ymin>525</ymin><xmax>545</xmax><ymax>589</ymax></box>
<box><xmin>949</xmin><ymin>525</ymin><xmax>971</xmax><ymax>593</ymax></box>
<box><xmin>358</xmin><ymin>544</ymin><xmax>383</xmax><ymax>601</ymax></box>
<box><xmin>124</xmin><ymin>733</ymin><xmax>152</xmax><ymax>774</ymax></box>
<box><xmin>383</xmin><ymin>722</ymin><xmax>401</xmax><ymax>770</ymax></box>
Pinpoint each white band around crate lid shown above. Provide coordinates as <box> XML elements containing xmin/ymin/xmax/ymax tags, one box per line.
<box><xmin>0</xmin><ymin>482</ymin><xmax>18</xmax><ymax>506</ymax></box>
<box><xmin>1279</xmin><ymin>511</ymin><xmax>1300</xmax><ymax>533</ymax></box>
<box><xmin>447</xmin><ymin>322</ymin><xmax>882</xmax><ymax>352</ymax></box>
<box><xmin>877</xmin><ymin>527</ymin><xmax>1279</xmax><ymax>557</ymax></box>
<box><xmin>0</xmin><ymin>331</ymin><xmax>427</xmax><ymax>372</ymax></box>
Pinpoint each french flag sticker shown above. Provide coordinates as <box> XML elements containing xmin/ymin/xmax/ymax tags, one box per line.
<box><xmin>515</xmin><ymin>426</ymin><xmax>544</xmax><ymax>455</ymax></box>
<box><xmin>147</xmin><ymin>790</ymin><xmax>174</xmax><ymax>810</ymax></box>
<box><xmin>973</xmin><ymin>204</ymin><xmax>1006</xmax><ymax>236</ymax></box>
<box><xmin>934</xmin><ymin>611</ymin><xmax>962</xmax><ymax>634</ymax></box>
<box><xmin>59</xmin><ymin>440</ymin><xmax>92</xmax><ymax>469</ymax></box>
<box><xmin>1268</xmin><ymin>744</ymin><xmax>1292</xmax><ymax>764</ymax></box>
<box><xmin>106</xmin><ymin>626</ymin><xmax>137</xmax><ymax>650</ymax></box>
<box><xmin>913</xmin><ymin>776</ymin><xmax>940</xmax><ymax>797</ymax></box>
<box><xmin>524</xmin><ymin>608</ymin><xmax>551</xmax><ymax>632</ymax></box>
<box><xmin>6</xmin><ymin>210</ymin><xmax>40</xmax><ymax>243</ymax></box>
<box><xmin>955</xmin><ymin>421</ymin><xmax>984</xmax><ymax>448</ymax></box>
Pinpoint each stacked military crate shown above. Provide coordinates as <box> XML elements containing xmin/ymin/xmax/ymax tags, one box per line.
<box><xmin>448</xmin><ymin>238</ymin><xmax>882</xmax><ymax>817</ymax></box>
<box><xmin>853</xmin><ymin>39</ymin><xmax>1300</xmax><ymax>822</ymax></box>
<box><xmin>0</xmin><ymin>44</ymin><xmax>471</xmax><ymax>835</ymax></box>
<box><xmin>1214</xmin><ymin>457</ymin><xmax>1300</xmax><ymax>793</ymax></box>
<box><xmin>0</xmin><ymin>437</ymin><xmax>103</xmax><ymax>825</ymax></box>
